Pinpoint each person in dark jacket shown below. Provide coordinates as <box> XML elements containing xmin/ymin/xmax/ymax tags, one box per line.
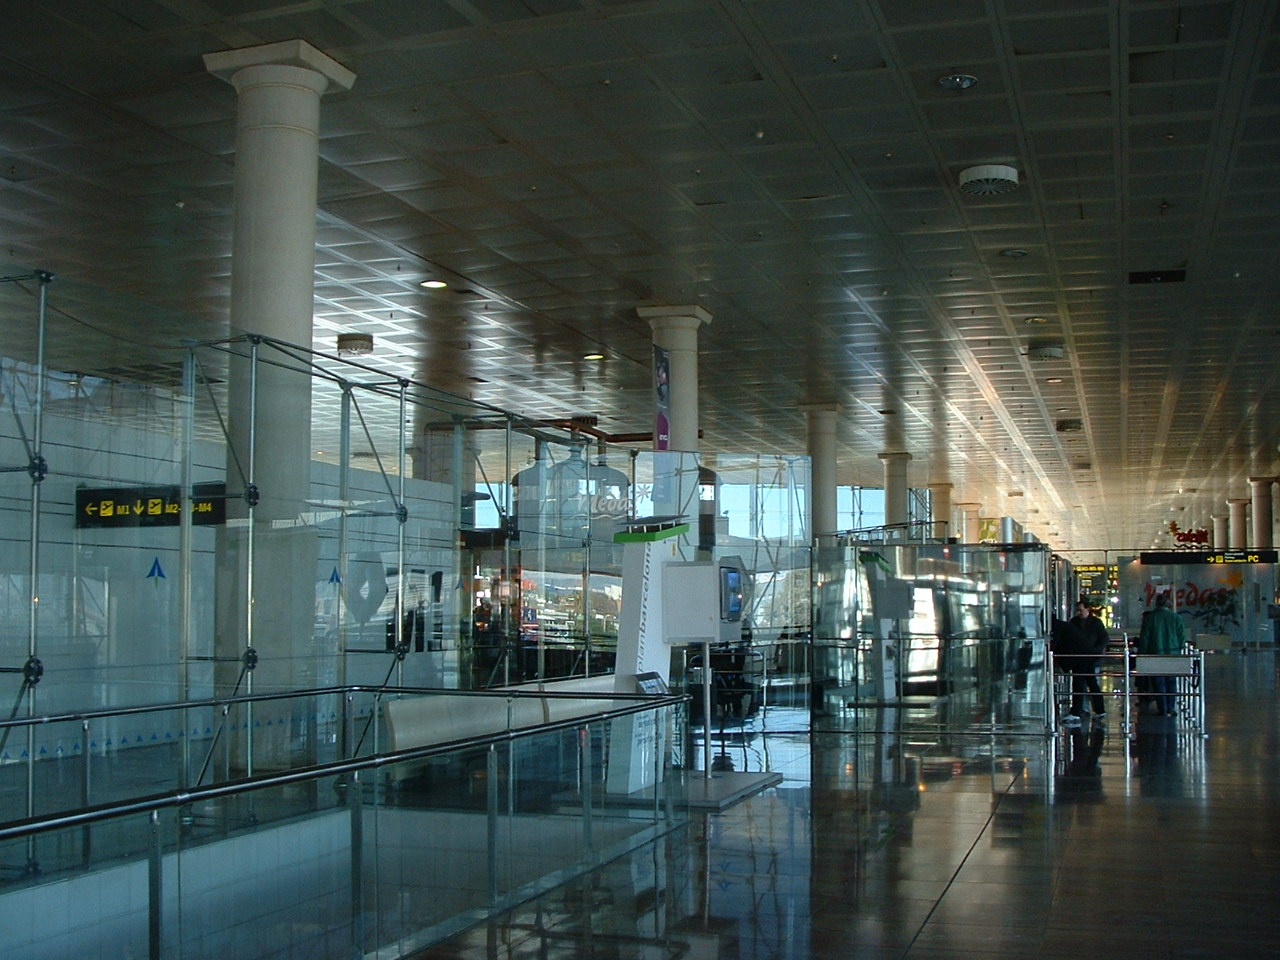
<box><xmin>1069</xmin><ymin>600</ymin><xmax>1111</xmax><ymax>719</ymax></box>
<box><xmin>1050</xmin><ymin>615</ymin><xmax>1088</xmax><ymax>726</ymax></box>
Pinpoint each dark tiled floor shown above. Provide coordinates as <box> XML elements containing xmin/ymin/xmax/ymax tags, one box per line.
<box><xmin>412</xmin><ymin>651</ymin><xmax>1280</xmax><ymax>960</ymax></box>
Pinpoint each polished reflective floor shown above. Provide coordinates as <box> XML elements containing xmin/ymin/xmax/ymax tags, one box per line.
<box><xmin>412</xmin><ymin>651</ymin><xmax>1280</xmax><ymax>959</ymax></box>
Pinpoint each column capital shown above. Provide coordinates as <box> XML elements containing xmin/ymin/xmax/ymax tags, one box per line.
<box><xmin>927</xmin><ymin>481</ymin><xmax>953</xmax><ymax>491</ymax></box>
<box><xmin>799</xmin><ymin>402</ymin><xmax>840</xmax><ymax>414</ymax></box>
<box><xmin>637</xmin><ymin>304</ymin><xmax>712</xmax><ymax>331</ymax></box>
<box><xmin>1227</xmin><ymin>497</ymin><xmax>1251</xmax><ymax>505</ymax></box>
<box><xmin>1248</xmin><ymin>476</ymin><xmax>1278</xmax><ymax>485</ymax></box>
<box><xmin>205</xmin><ymin>39</ymin><xmax>356</xmax><ymax>91</ymax></box>
<box><xmin>877</xmin><ymin>451</ymin><xmax>911</xmax><ymax>462</ymax></box>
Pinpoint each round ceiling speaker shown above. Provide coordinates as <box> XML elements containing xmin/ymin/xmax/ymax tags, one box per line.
<box><xmin>1026</xmin><ymin>340</ymin><xmax>1065</xmax><ymax>361</ymax></box>
<box><xmin>958</xmin><ymin>163</ymin><xmax>1020</xmax><ymax>195</ymax></box>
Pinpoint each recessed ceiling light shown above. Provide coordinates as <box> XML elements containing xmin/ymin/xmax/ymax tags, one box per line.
<box><xmin>937</xmin><ymin>73</ymin><xmax>978</xmax><ymax>90</ymax></box>
<box><xmin>877</xmin><ymin>408</ymin><xmax>897</xmax><ymax>415</ymax></box>
<box><xmin>336</xmin><ymin>332</ymin><xmax>374</xmax><ymax>355</ymax></box>
<box><xmin>420</xmin><ymin>279</ymin><xmax>448</xmax><ymax>289</ymax></box>
<box><xmin>1000</xmin><ymin>248</ymin><xmax>1029</xmax><ymax>258</ymax></box>
<box><xmin>1046</xmin><ymin>377</ymin><xmax>1064</xmax><ymax>384</ymax></box>
<box><xmin>1023</xmin><ymin>315</ymin><xmax>1048</xmax><ymax>325</ymax></box>
<box><xmin>582</xmin><ymin>353</ymin><xmax>605</xmax><ymax>361</ymax></box>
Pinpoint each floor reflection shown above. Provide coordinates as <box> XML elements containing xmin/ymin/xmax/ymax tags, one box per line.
<box><xmin>411</xmin><ymin>651</ymin><xmax>1279</xmax><ymax>959</ymax></box>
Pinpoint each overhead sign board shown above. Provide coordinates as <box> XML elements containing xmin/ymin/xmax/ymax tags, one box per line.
<box><xmin>76</xmin><ymin>483</ymin><xmax>226</xmax><ymax>529</ymax></box>
<box><xmin>1139</xmin><ymin>550</ymin><xmax>1278</xmax><ymax>566</ymax></box>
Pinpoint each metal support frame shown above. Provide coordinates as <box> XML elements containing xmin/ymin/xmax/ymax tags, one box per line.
<box><xmin>0</xmin><ymin>270</ymin><xmax>54</xmax><ymax>878</ymax></box>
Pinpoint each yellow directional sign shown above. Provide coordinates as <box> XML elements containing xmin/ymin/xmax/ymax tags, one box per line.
<box><xmin>76</xmin><ymin>484</ymin><xmax>225</xmax><ymax>529</ymax></box>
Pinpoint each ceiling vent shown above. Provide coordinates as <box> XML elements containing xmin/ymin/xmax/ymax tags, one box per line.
<box><xmin>1026</xmin><ymin>340</ymin><xmax>1065</xmax><ymax>361</ymax></box>
<box><xmin>958</xmin><ymin>164</ymin><xmax>1020</xmax><ymax>195</ymax></box>
<box><xmin>1056</xmin><ymin>418</ymin><xmax>1084</xmax><ymax>433</ymax></box>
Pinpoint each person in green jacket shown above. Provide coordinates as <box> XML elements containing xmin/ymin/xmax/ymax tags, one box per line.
<box><xmin>1138</xmin><ymin>592</ymin><xmax>1186</xmax><ymax>715</ymax></box>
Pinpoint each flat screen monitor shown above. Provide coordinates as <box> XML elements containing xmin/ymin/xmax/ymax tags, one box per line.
<box><xmin>720</xmin><ymin>566</ymin><xmax>744</xmax><ymax>622</ymax></box>
<box><xmin>635</xmin><ymin>671</ymin><xmax>670</xmax><ymax>695</ymax></box>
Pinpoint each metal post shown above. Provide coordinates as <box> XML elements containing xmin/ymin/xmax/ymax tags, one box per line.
<box><xmin>338</xmin><ymin>386</ymin><xmax>352</xmax><ymax>694</ymax></box>
<box><xmin>1123</xmin><ymin>640</ymin><xmax>1133</xmax><ymax>741</ymax></box>
<box><xmin>179</xmin><ymin>348</ymin><xmax>197</xmax><ymax>787</ymax></box>
<box><xmin>1197</xmin><ymin>649</ymin><xmax>1208</xmax><ymax>738</ymax></box>
<box><xmin>244</xmin><ymin>339</ymin><xmax>259</xmax><ymax>777</ymax></box>
<box><xmin>578</xmin><ymin>723</ymin><xmax>594</xmax><ymax>857</ymax></box>
<box><xmin>702</xmin><ymin>639</ymin><xmax>713</xmax><ymax>780</ymax></box>
<box><xmin>502</xmin><ymin>417</ymin><xmax>514</xmax><ymax>679</ymax></box>
<box><xmin>23</xmin><ymin>270</ymin><xmax>52</xmax><ymax>870</ymax></box>
<box><xmin>486</xmin><ymin>743</ymin><xmax>499</xmax><ymax>904</ymax></box>
<box><xmin>395</xmin><ymin>381</ymin><xmax>408</xmax><ymax>688</ymax></box>
<box><xmin>148</xmin><ymin>810</ymin><xmax>162</xmax><ymax>960</ymax></box>
<box><xmin>80</xmin><ymin>719</ymin><xmax>92</xmax><ymax>866</ymax></box>
<box><xmin>653</xmin><ymin>706</ymin><xmax>663</xmax><ymax>824</ymax></box>
<box><xmin>1046</xmin><ymin>649</ymin><xmax>1056</xmax><ymax>736</ymax></box>
<box><xmin>348</xmin><ymin>769</ymin><xmax>364</xmax><ymax>955</ymax></box>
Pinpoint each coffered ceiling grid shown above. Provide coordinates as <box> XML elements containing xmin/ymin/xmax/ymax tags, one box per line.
<box><xmin>0</xmin><ymin>0</ymin><xmax>1277</xmax><ymax>548</ymax></box>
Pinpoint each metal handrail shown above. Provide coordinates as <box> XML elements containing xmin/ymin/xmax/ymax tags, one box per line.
<box><xmin>0</xmin><ymin>690</ymin><xmax>687</xmax><ymax>842</ymax></box>
<box><xmin>0</xmin><ymin>682</ymin><xmax>658</xmax><ymax>733</ymax></box>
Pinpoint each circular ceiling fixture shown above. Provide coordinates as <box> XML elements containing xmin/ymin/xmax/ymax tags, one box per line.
<box><xmin>937</xmin><ymin>72</ymin><xmax>978</xmax><ymax>90</ymax></box>
<box><xmin>958</xmin><ymin>164</ymin><xmax>1020</xmax><ymax>195</ymax></box>
<box><xmin>336</xmin><ymin>333</ymin><xmax>374</xmax><ymax>355</ymax></box>
<box><xmin>1026</xmin><ymin>340</ymin><xmax>1065</xmax><ymax>361</ymax></box>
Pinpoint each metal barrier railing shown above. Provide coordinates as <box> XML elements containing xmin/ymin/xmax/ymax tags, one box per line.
<box><xmin>0</xmin><ymin>687</ymin><xmax>687</xmax><ymax>960</ymax></box>
<box><xmin>1049</xmin><ymin>648</ymin><xmax>1207</xmax><ymax>740</ymax></box>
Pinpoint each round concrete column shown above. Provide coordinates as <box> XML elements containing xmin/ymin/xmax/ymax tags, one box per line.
<box><xmin>803</xmin><ymin>404</ymin><xmax>839</xmax><ymax>538</ymax></box>
<box><xmin>1250</xmin><ymin>477</ymin><xmax>1274</xmax><ymax>549</ymax></box>
<box><xmin>206</xmin><ymin>42</ymin><xmax>356</xmax><ymax>519</ymax></box>
<box><xmin>204</xmin><ymin>42</ymin><xmax>355</xmax><ymax>729</ymax></box>
<box><xmin>638</xmin><ymin>305</ymin><xmax>711</xmax><ymax>452</ymax></box>
<box><xmin>878</xmin><ymin>452</ymin><xmax>911</xmax><ymax>529</ymax></box>
<box><xmin>928</xmin><ymin>482</ymin><xmax>953</xmax><ymax>540</ymax></box>
<box><xmin>1211</xmin><ymin>514</ymin><xmax>1228</xmax><ymax>549</ymax></box>
<box><xmin>1228</xmin><ymin>498</ymin><xmax>1250</xmax><ymax>550</ymax></box>
<box><xmin>955</xmin><ymin>503</ymin><xmax>981</xmax><ymax>543</ymax></box>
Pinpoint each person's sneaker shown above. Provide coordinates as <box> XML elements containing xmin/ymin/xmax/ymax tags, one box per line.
<box><xmin>1061</xmin><ymin>714</ymin><xmax>1081</xmax><ymax>727</ymax></box>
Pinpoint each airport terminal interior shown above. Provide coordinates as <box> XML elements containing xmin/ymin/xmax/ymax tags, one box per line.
<box><xmin>2</xmin><ymin>2</ymin><xmax>1280</xmax><ymax>959</ymax></box>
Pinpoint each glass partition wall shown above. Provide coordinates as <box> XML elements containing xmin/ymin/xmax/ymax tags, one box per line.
<box><xmin>0</xmin><ymin>274</ymin><xmax>811</xmax><ymax>795</ymax></box>
<box><xmin>0</xmin><ymin>272</ymin><xmax>808</xmax><ymax>954</ymax></box>
<box><xmin>812</xmin><ymin>538</ymin><xmax>1053</xmax><ymax>735</ymax></box>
